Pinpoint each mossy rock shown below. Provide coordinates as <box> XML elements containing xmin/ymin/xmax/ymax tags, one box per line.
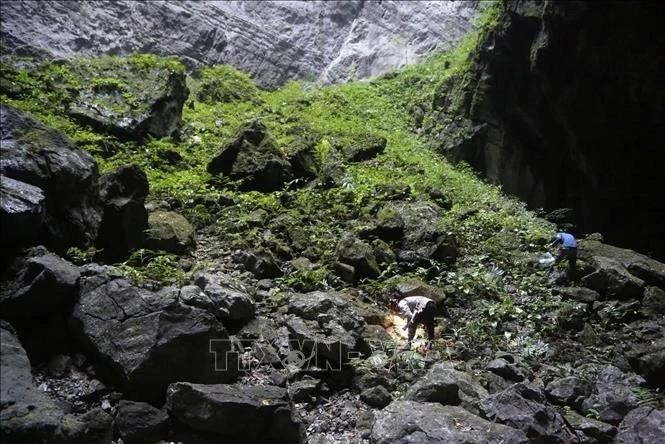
<box><xmin>145</xmin><ymin>211</ymin><xmax>195</xmax><ymax>254</ymax></box>
<box><xmin>195</xmin><ymin>65</ymin><xmax>260</xmax><ymax>104</ymax></box>
<box><xmin>67</xmin><ymin>54</ymin><xmax>189</xmax><ymax>141</ymax></box>
<box><xmin>207</xmin><ymin>120</ymin><xmax>292</xmax><ymax>192</ymax></box>
<box><xmin>340</xmin><ymin>134</ymin><xmax>387</xmax><ymax>163</ymax></box>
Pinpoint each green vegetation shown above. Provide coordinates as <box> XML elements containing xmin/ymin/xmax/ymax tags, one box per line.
<box><xmin>1</xmin><ymin>2</ymin><xmax>561</xmax><ymax>352</ymax></box>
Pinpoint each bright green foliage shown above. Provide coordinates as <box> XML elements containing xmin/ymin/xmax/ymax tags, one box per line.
<box><xmin>116</xmin><ymin>249</ymin><xmax>186</xmax><ymax>286</ymax></box>
<box><xmin>194</xmin><ymin>65</ymin><xmax>260</xmax><ymax>104</ymax></box>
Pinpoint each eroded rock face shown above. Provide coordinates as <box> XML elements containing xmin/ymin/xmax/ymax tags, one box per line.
<box><xmin>430</xmin><ymin>0</ymin><xmax>665</xmax><ymax>259</ymax></box>
<box><xmin>1</xmin><ymin>1</ymin><xmax>481</xmax><ymax>87</ymax></box>
<box><xmin>0</xmin><ymin>105</ymin><xmax>102</xmax><ymax>253</ymax></box>
<box><xmin>69</xmin><ymin>268</ymin><xmax>236</xmax><ymax>402</ymax></box>
<box><xmin>372</xmin><ymin>400</ymin><xmax>528</xmax><ymax>444</ymax></box>
<box><xmin>166</xmin><ymin>382</ymin><xmax>304</xmax><ymax>443</ymax></box>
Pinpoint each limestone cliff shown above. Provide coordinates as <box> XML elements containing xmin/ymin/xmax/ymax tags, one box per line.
<box><xmin>1</xmin><ymin>0</ymin><xmax>480</xmax><ymax>86</ymax></box>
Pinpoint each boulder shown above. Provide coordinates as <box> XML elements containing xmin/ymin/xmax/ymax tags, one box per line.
<box><xmin>360</xmin><ymin>386</ymin><xmax>392</xmax><ymax>408</ymax></box>
<box><xmin>289</xmin><ymin>379</ymin><xmax>319</xmax><ymax>403</ymax></box>
<box><xmin>236</xmin><ymin>249</ymin><xmax>282</xmax><ymax>279</ymax></box>
<box><xmin>372</xmin><ymin>401</ymin><xmax>527</xmax><ymax>444</ymax></box>
<box><xmin>545</xmin><ymin>376</ymin><xmax>592</xmax><ymax>407</ymax></box>
<box><xmin>0</xmin><ymin>324</ymin><xmax>113</xmax><ymax>443</ymax></box>
<box><xmin>0</xmin><ymin>104</ymin><xmax>102</xmax><ymax>252</ymax></box>
<box><xmin>95</xmin><ymin>165</ymin><xmax>149</xmax><ymax>262</ymax></box>
<box><xmin>479</xmin><ymin>383</ymin><xmax>572</xmax><ymax>442</ymax></box>
<box><xmin>564</xmin><ymin>410</ymin><xmax>617</xmax><ymax>443</ymax></box>
<box><xmin>68</xmin><ymin>58</ymin><xmax>188</xmax><ymax>141</ymax></box>
<box><xmin>581</xmin><ymin>365</ymin><xmax>645</xmax><ymax>425</ymax></box>
<box><xmin>372</xmin><ymin>205</ymin><xmax>404</xmax><ymax>241</ymax></box>
<box><xmin>207</xmin><ymin>120</ymin><xmax>292</xmax><ymax>192</ymax></box>
<box><xmin>581</xmin><ymin>256</ymin><xmax>644</xmax><ymax>299</ymax></box>
<box><xmin>0</xmin><ymin>246</ymin><xmax>80</xmax><ymax>322</ymax></box>
<box><xmin>394</xmin><ymin>280</ymin><xmax>447</xmax><ymax>308</ymax></box>
<box><xmin>485</xmin><ymin>358</ymin><xmax>525</xmax><ymax>382</ymax></box>
<box><xmin>69</xmin><ymin>270</ymin><xmax>236</xmax><ymax>402</ymax></box>
<box><xmin>428</xmin><ymin>232</ymin><xmax>459</xmax><ymax>264</ymax></box>
<box><xmin>145</xmin><ymin>210</ymin><xmax>195</xmax><ymax>254</ymax></box>
<box><xmin>641</xmin><ymin>286</ymin><xmax>665</xmax><ymax>315</ymax></box>
<box><xmin>287</xmin><ymin>291</ymin><xmax>365</xmax><ymax>332</ymax></box>
<box><xmin>616</xmin><ymin>406</ymin><xmax>665</xmax><ymax>444</ymax></box>
<box><xmin>166</xmin><ymin>382</ymin><xmax>304</xmax><ymax>444</ymax></box>
<box><xmin>578</xmin><ymin>239</ymin><xmax>665</xmax><ymax>288</ymax></box>
<box><xmin>341</xmin><ymin>134</ymin><xmax>386</xmax><ymax>163</ymax></box>
<box><xmin>113</xmin><ymin>400</ymin><xmax>169</xmax><ymax>444</ymax></box>
<box><xmin>625</xmin><ymin>336</ymin><xmax>665</xmax><ymax>389</ymax></box>
<box><xmin>335</xmin><ymin>234</ymin><xmax>380</xmax><ymax>281</ymax></box>
<box><xmin>405</xmin><ymin>362</ymin><xmax>488</xmax><ymax>415</ymax></box>
<box><xmin>285</xmin><ymin>316</ymin><xmax>359</xmax><ymax>368</ymax></box>
<box><xmin>558</xmin><ymin>286</ymin><xmax>600</xmax><ymax>304</ymax></box>
<box><xmin>193</xmin><ymin>275</ymin><xmax>256</xmax><ymax>322</ymax></box>
<box><xmin>0</xmin><ymin>176</ymin><xmax>44</xmax><ymax>248</ymax></box>
<box><xmin>288</xmin><ymin>141</ymin><xmax>317</xmax><ymax>181</ymax></box>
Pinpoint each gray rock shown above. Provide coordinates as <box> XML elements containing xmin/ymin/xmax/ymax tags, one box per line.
<box><xmin>616</xmin><ymin>406</ymin><xmax>665</xmax><ymax>444</ymax></box>
<box><xmin>564</xmin><ymin>410</ymin><xmax>617</xmax><ymax>443</ymax></box>
<box><xmin>485</xmin><ymin>358</ymin><xmax>525</xmax><ymax>382</ymax></box>
<box><xmin>201</xmin><ymin>283</ymin><xmax>255</xmax><ymax>321</ymax></box>
<box><xmin>113</xmin><ymin>400</ymin><xmax>169</xmax><ymax>444</ymax></box>
<box><xmin>166</xmin><ymin>382</ymin><xmax>304</xmax><ymax>443</ymax></box>
<box><xmin>581</xmin><ymin>365</ymin><xmax>645</xmax><ymax>425</ymax></box>
<box><xmin>0</xmin><ymin>246</ymin><xmax>80</xmax><ymax>321</ymax></box>
<box><xmin>479</xmin><ymin>383</ymin><xmax>573</xmax><ymax>443</ymax></box>
<box><xmin>642</xmin><ymin>286</ymin><xmax>665</xmax><ymax>315</ymax></box>
<box><xmin>581</xmin><ymin>256</ymin><xmax>645</xmax><ymax>299</ymax></box>
<box><xmin>207</xmin><ymin>120</ymin><xmax>292</xmax><ymax>192</ymax></box>
<box><xmin>145</xmin><ymin>210</ymin><xmax>196</xmax><ymax>254</ymax></box>
<box><xmin>335</xmin><ymin>234</ymin><xmax>380</xmax><ymax>281</ymax></box>
<box><xmin>626</xmin><ymin>336</ymin><xmax>665</xmax><ymax>389</ymax></box>
<box><xmin>0</xmin><ymin>104</ymin><xmax>102</xmax><ymax>252</ymax></box>
<box><xmin>372</xmin><ymin>204</ymin><xmax>404</xmax><ymax>242</ymax></box>
<box><xmin>405</xmin><ymin>362</ymin><xmax>488</xmax><ymax>414</ymax></box>
<box><xmin>289</xmin><ymin>379</ymin><xmax>319</xmax><ymax>403</ymax></box>
<box><xmin>342</xmin><ymin>135</ymin><xmax>387</xmax><ymax>163</ymax></box>
<box><xmin>372</xmin><ymin>400</ymin><xmax>527</xmax><ymax>444</ymax></box>
<box><xmin>558</xmin><ymin>286</ymin><xmax>600</xmax><ymax>304</ymax></box>
<box><xmin>0</xmin><ymin>175</ymin><xmax>44</xmax><ymax>248</ymax></box>
<box><xmin>545</xmin><ymin>376</ymin><xmax>592</xmax><ymax>407</ymax></box>
<box><xmin>1</xmin><ymin>1</ymin><xmax>480</xmax><ymax>87</ymax></box>
<box><xmin>360</xmin><ymin>385</ymin><xmax>392</xmax><ymax>409</ymax></box>
<box><xmin>69</xmin><ymin>271</ymin><xmax>236</xmax><ymax>402</ymax></box>
<box><xmin>67</xmin><ymin>58</ymin><xmax>188</xmax><ymax>141</ymax></box>
<box><xmin>95</xmin><ymin>165</ymin><xmax>149</xmax><ymax>262</ymax></box>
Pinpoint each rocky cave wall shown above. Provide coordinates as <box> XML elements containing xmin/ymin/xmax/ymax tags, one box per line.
<box><xmin>0</xmin><ymin>0</ymin><xmax>480</xmax><ymax>87</ymax></box>
<box><xmin>432</xmin><ymin>0</ymin><xmax>665</xmax><ymax>259</ymax></box>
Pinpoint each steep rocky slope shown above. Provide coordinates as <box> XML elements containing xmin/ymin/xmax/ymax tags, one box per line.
<box><xmin>428</xmin><ymin>0</ymin><xmax>665</xmax><ymax>259</ymax></box>
<box><xmin>1</xmin><ymin>0</ymin><xmax>480</xmax><ymax>86</ymax></box>
<box><xmin>2</xmin><ymin>2</ymin><xmax>665</xmax><ymax>443</ymax></box>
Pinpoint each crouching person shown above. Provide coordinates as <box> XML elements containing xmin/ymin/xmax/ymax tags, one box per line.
<box><xmin>389</xmin><ymin>293</ymin><xmax>436</xmax><ymax>351</ymax></box>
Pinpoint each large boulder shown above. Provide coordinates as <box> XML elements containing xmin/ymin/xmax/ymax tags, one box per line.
<box><xmin>166</xmin><ymin>382</ymin><xmax>304</xmax><ymax>444</ymax></box>
<box><xmin>285</xmin><ymin>291</ymin><xmax>367</xmax><ymax>367</ymax></box>
<box><xmin>145</xmin><ymin>210</ymin><xmax>195</xmax><ymax>254</ymax></box>
<box><xmin>615</xmin><ymin>406</ymin><xmax>665</xmax><ymax>444</ymax></box>
<box><xmin>578</xmin><ymin>239</ymin><xmax>665</xmax><ymax>288</ymax></box>
<box><xmin>625</xmin><ymin>336</ymin><xmax>665</xmax><ymax>389</ymax></box>
<box><xmin>371</xmin><ymin>400</ymin><xmax>527</xmax><ymax>443</ymax></box>
<box><xmin>112</xmin><ymin>400</ymin><xmax>169</xmax><ymax>444</ymax></box>
<box><xmin>1</xmin><ymin>324</ymin><xmax>113</xmax><ymax>443</ymax></box>
<box><xmin>0</xmin><ymin>176</ymin><xmax>44</xmax><ymax>248</ymax></box>
<box><xmin>68</xmin><ymin>56</ymin><xmax>188</xmax><ymax>141</ymax></box>
<box><xmin>405</xmin><ymin>362</ymin><xmax>488</xmax><ymax>414</ymax></box>
<box><xmin>479</xmin><ymin>383</ymin><xmax>573</xmax><ymax>442</ymax></box>
<box><xmin>207</xmin><ymin>120</ymin><xmax>292</xmax><ymax>192</ymax></box>
<box><xmin>0</xmin><ymin>105</ymin><xmax>102</xmax><ymax>252</ymax></box>
<box><xmin>545</xmin><ymin>376</ymin><xmax>592</xmax><ymax>408</ymax></box>
<box><xmin>0</xmin><ymin>246</ymin><xmax>80</xmax><ymax>322</ymax></box>
<box><xmin>335</xmin><ymin>234</ymin><xmax>381</xmax><ymax>281</ymax></box>
<box><xmin>95</xmin><ymin>165</ymin><xmax>149</xmax><ymax>262</ymax></box>
<box><xmin>580</xmin><ymin>365</ymin><xmax>645</xmax><ymax>425</ymax></box>
<box><xmin>564</xmin><ymin>410</ymin><xmax>617</xmax><ymax>443</ymax></box>
<box><xmin>581</xmin><ymin>256</ymin><xmax>645</xmax><ymax>299</ymax></box>
<box><xmin>69</xmin><ymin>268</ymin><xmax>236</xmax><ymax>402</ymax></box>
<box><xmin>192</xmin><ymin>273</ymin><xmax>256</xmax><ymax>322</ymax></box>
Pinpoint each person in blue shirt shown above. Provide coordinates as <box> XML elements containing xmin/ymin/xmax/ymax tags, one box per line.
<box><xmin>551</xmin><ymin>232</ymin><xmax>577</xmax><ymax>281</ymax></box>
